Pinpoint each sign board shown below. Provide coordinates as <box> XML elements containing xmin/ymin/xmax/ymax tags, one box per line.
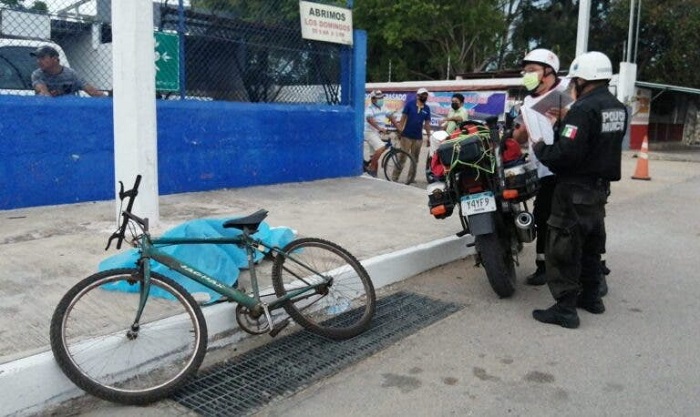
<box><xmin>299</xmin><ymin>1</ymin><xmax>353</xmax><ymax>46</ymax></box>
<box><xmin>154</xmin><ymin>32</ymin><xmax>179</xmax><ymax>92</ymax></box>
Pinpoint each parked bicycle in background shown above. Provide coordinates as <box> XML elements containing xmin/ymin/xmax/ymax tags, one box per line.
<box><xmin>363</xmin><ymin>128</ymin><xmax>417</xmax><ymax>185</ymax></box>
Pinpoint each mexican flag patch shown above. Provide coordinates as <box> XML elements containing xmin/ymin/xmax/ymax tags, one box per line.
<box><xmin>561</xmin><ymin>124</ymin><xmax>578</xmax><ymax>140</ymax></box>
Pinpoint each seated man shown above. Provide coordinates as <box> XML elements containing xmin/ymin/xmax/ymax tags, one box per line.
<box><xmin>363</xmin><ymin>90</ymin><xmax>399</xmax><ymax>176</ymax></box>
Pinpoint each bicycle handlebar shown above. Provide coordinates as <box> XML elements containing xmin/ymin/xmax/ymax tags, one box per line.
<box><xmin>105</xmin><ymin>175</ymin><xmax>143</xmax><ymax>251</ymax></box>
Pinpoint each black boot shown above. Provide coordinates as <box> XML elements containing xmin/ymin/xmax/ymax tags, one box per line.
<box><xmin>526</xmin><ymin>261</ymin><xmax>547</xmax><ymax>286</ymax></box>
<box><xmin>577</xmin><ymin>287</ymin><xmax>605</xmax><ymax>314</ymax></box>
<box><xmin>533</xmin><ymin>295</ymin><xmax>580</xmax><ymax>329</ymax></box>
<box><xmin>599</xmin><ymin>276</ymin><xmax>608</xmax><ymax>297</ymax></box>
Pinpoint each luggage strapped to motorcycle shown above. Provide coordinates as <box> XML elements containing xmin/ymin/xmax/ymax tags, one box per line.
<box><xmin>437</xmin><ymin>125</ymin><xmax>495</xmax><ymax>178</ymax></box>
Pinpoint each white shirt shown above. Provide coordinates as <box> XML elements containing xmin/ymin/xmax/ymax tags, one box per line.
<box><xmin>364</xmin><ymin>104</ymin><xmax>392</xmax><ymax>132</ymax></box>
<box><xmin>522</xmin><ymin>78</ymin><xmax>571</xmax><ymax>178</ymax></box>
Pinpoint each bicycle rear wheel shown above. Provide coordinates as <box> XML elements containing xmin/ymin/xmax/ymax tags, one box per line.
<box><xmin>271</xmin><ymin>238</ymin><xmax>376</xmax><ymax>340</ymax></box>
<box><xmin>382</xmin><ymin>148</ymin><xmax>417</xmax><ymax>184</ymax></box>
<box><xmin>50</xmin><ymin>268</ymin><xmax>208</xmax><ymax>405</ymax></box>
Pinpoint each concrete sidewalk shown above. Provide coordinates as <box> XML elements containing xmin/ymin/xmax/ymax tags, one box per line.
<box><xmin>0</xmin><ymin>174</ymin><xmax>474</xmax><ymax>416</ymax></box>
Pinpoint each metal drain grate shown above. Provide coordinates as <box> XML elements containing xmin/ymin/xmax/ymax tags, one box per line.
<box><xmin>171</xmin><ymin>291</ymin><xmax>463</xmax><ymax>416</ymax></box>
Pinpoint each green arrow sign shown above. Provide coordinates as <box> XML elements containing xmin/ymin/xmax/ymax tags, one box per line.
<box><xmin>154</xmin><ymin>32</ymin><xmax>180</xmax><ymax>92</ymax></box>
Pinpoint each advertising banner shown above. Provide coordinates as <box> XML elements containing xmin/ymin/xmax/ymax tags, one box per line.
<box><xmin>365</xmin><ymin>90</ymin><xmax>508</xmax><ymax>127</ymax></box>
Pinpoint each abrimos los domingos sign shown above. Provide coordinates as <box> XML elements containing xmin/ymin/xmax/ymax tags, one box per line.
<box><xmin>299</xmin><ymin>1</ymin><xmax>353</xmax><ymax>45</ymax></box>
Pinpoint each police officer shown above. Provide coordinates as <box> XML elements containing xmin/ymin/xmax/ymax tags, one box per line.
<box><xmin>531</xmin><ymin>51</ymin><xmax>627</xmax><ymax>328</ymax></box>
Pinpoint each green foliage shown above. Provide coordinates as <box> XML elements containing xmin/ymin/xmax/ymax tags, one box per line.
<box><xmin>29</xmin><ymin>1</ymin><xmax>46</xmax><ymax>12</ymax></box>
<box><xmin>1</xmin><ymin>0</ymin><xmax>23</xmax><ymax>7</ymax></box>
<box><xmin>191</xmin><ymin>0</ymin><xmax>346</xmax><ymax>23</ymax></box>
<box><xmin>603</xmin><ymin>0</ymin><xmax>700</xmax><ymax>87</ymax></box>
<box><xmin>0</xmin><ymin>0</ymin><xmax>47</xmax><ymax>12</ymax></box>
<box><xmin>508</xmin><ymin>0</ymin><xmax>700</xmax><ymax>86</ymax></box>
<box><xmin>190</xmin><ymin>0</ymin><xmax>700</xmax><ymax>86</ymax></box>
<box><xmin>354</xmin><ymin>0</ymin><xmax>507</xmax><ymax>81</ymax></box>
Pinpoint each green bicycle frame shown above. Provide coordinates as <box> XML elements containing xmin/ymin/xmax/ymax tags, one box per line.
<box><xmin>132</xmin><ymin>233</ymin><xmax>327</xmax><ymax>316</ymax></box>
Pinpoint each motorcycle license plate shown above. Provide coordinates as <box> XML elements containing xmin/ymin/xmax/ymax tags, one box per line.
<box><xmin>461</xmin><ymin>192</ymin><xmax>496</xmax><ymax>216</ymax></box>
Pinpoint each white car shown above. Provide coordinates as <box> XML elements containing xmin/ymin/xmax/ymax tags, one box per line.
<box><xmin>0</xmin><ymin>38</ymin><xmax>70</xmax><ymax>95</ymax></box>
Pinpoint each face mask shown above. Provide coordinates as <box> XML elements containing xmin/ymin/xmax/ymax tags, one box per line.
<box><xmin>522</xmin><ymin>71</ymin><xmax>540</xmax><ymax>91</ymax></box>
<box><xmin>451</xmin><ymin>103</ymin><xmax>460</xmax><ymax>110</ymax></box>
<box><xmin>418</xmin><ymin>95</ymin><xmax>427</xmax><ymax>103</ymax></box>
<box><xmin>376</xmin><ymin>100</ymin><xmax>384</xmax><ymax>107</ymax></box>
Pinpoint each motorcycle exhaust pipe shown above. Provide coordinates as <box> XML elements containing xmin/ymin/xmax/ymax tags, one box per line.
<box><xmin>514</xmin><ymin>211</ymin><xmax>536</xmax><ymax>243</ymax></box>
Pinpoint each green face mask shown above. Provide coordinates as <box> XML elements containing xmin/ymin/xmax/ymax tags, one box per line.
<box><xmin>522</xmin><ymin>71</ymin><xmax>540</xmax><ymax>91</ymax></box>
<box><xmin>376</xmin><ymin>99</ymin><xmax>384</xmax><ymax>107</ymax></box>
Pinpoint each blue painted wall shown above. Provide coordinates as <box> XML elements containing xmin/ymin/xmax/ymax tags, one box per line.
<box><xmin>0</xmin><ymin>30</ymin><xmax>368</xmax><ymax>210</ymax></box>
<box><xmin>0</xmin><ymin>96</ymin><xmax>360</xmax><ymax>210</ymax></box>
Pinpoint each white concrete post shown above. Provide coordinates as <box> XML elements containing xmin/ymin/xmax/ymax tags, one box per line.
<box><xmin>112</xmin><ymin>0</ymin><xmax>159</xmax><ymax>224</ymax></box>
<box><xmin>575</xmin><ymin>0</ymin><xmax>591</xmax><ymax>57</ymax></box>
<box><xmin>617</xmin><ymin>62</ymin><xmax>638</xmax><ymax>105</ymax></box>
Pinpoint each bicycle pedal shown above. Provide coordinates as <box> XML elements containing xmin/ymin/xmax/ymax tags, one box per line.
<box><xmin>269</xmin><ymin>319</ymin><xmax>290</xmax><ymax>337</ymax></box>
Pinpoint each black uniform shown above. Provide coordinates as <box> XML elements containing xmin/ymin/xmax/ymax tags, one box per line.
<box><xmin>533</xmin><ymin>85</ymin><xmax>627</xmax><ymax>302</ymax></box>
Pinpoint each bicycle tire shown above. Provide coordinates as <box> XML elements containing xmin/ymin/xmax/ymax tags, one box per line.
<box><xmin>271</xmin><ymin>238</ymin><xmax>376</xmax><ymax>340</ymax></box>
<box><xmin>382</xmin><ymin>148</ymin><xmax>417</xmax><ymax>185</ymax></box>
<box><xmin>50</xmin><ymin>268</ymin><xmax>208</xmax><ymax>405</ymax></box>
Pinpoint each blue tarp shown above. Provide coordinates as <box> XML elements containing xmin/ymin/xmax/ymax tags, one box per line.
<box><xmin>99</xmin><ymin>218</ymin><xmax>296</xmax><ymax>302</ymax></box>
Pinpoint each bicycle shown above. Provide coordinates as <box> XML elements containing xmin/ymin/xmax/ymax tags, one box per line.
<box><xmin>363</xmin><ymin>129</ymin><xmax>417</xmax><ymax>185</ymax></box>
<box><xmin>49</xmin><ymin>175</ymin><xmax>376</xmax><ymax>405</ymax></box>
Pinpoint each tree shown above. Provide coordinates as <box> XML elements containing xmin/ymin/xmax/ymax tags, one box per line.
<box><xmin>511</xmin><ymin>0</ymin><xmax>700</xmax><ymax>87</ymax></box>
<box><xmin>509</xmin><ymin>0</ymin><xmax>614</xmax><ymax>70</ymax></box>
<box><xmin>603</xmin><ymin>0</ymin><xmax>700</xmax><ymax>87</ymax></box>
<box><xmin>0</xmin><ymin>0</ymin><xmax>47</xmax><ymax>12</ymax></box>
<box><xmin>353</xmin><ymin>0</ymin><xmax>508</xmax><ymax>81</ymax></box>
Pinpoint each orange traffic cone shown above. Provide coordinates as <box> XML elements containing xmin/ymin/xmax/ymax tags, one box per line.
<box><xmin>632</xmin><ymin>136</ymin><xmax>651</xmax><ymax>180</ymax></box>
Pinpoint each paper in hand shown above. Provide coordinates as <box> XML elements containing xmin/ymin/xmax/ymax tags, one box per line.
<box><xmin>521</xmin><ymin>106</ymin><xmax>555</xmax><ymax>145</ymax></box>
<box><xmin>530</xmin><ymin>89</ymin><xmax>574</xmax><ymax>116</ymax></box>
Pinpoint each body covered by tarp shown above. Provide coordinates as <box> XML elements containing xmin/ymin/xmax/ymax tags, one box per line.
<box><xmin>99</xmin><ymin>218</ymin><xmax>296</xmax><ymax>302</ymax></box>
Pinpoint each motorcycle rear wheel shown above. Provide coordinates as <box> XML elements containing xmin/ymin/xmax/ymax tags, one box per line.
<box><xmin>475</xmin><ymin>232</ymin><xmax>516</xmax><ymax>298</ymax></box>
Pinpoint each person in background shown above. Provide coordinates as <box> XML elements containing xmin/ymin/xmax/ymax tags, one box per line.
<box><xmin>514</xmin><ymin>48</ymin><xmax>569</xmax><ymax>287</ymax></box>
<box><xmin>429</xmin><ymin>93</ymin><xmax>469</xmax><ymax>157</ymax></box>
<box><xmin>395</xmin><ymin>87</ymin><xmax>432</xmax><ymax>182</ymax></box>
<box><xmin>441</xmin><ymin>93</ymin><xmax>469</xmax><ymax>135</ymax></box>
<box><xmin>30</xmin><ymin>45</ymin><xmax>105</xmax><ymax>97</ymax></box>
<box><xmin>426</xmin><ymin>93</ymin><xmax>469</xmax><ymax>182</ymax></box>
<box><xmin>531</xmin><ymin>51</ymin><xmax>627</xmax><ymax>328</ymax></box>
<box><xmin>364</xmin><ymin>90</ymin><xmax>399</xmax><ymax>176</ymax></box>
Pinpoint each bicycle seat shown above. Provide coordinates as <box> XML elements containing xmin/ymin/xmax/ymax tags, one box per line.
<box><xmin>223</xmin><ymin>209</ymin><xmax>269</xmax><ymax>232</ymax></box>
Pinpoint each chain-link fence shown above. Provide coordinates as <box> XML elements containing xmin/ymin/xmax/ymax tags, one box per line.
<box><xmin>0</xmin><ymin>0</ymin><xmax>346</xmax><ymax>104</ymax></box>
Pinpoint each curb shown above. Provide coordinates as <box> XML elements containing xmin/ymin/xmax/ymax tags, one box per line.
<box><xmin>0</xmin><ymin>234</ymin><xmax>474</xmax><ymax>417</ymax></box>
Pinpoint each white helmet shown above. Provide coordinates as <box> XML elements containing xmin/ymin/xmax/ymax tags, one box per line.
<box><xmin>568</xmin><ymin>51</ymin><xmax>613</xmax><ymax>81</ymax></box>
<box><xmin>521</xmin><ymin>48</ymin><xmax>560</xmax><ymax>73</ymax></box>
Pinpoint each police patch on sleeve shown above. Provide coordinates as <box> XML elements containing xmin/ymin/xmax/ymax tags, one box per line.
<box><xmin>561</xmin><ymin>124</ymin><xmax>578</xmax><ymax>140</ymax></box>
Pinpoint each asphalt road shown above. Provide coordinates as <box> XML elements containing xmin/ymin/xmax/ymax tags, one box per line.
<box><xmin>45</xmin><ymin>154</ymin><xmax>700</xmax><ymax>417</ymax></box>
<box><xmin>251</xmin><ymin>155</ymin><xmax>700</xmax><ymax>417</ymax></box>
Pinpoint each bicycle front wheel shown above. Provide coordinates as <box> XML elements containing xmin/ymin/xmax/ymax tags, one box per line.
<box><xmin>271</xmin><ymin>238</ymin><xmax>376</xmax><ymax>340</ymax></box>
<box><xmin>382</xmin><ymin>148</ymin><xmax>417</xmax><ymax>185</ymax></box>
<box><xmin>50</xmin><ymin>268</ymin><xmax>208</xmax><ymax>405</ymax></box>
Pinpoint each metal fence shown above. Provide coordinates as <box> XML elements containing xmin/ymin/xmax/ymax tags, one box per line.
<box><xmin>0</xmin><ymin>0</ymin><xmax>346</xmax><ymax>104</ymax></box>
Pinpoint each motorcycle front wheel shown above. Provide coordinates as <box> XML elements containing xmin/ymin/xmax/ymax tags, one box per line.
<box><xmin>475</xmin><ymin>231</ymin><xmax>516</xmax><ymax>298</ymax></box>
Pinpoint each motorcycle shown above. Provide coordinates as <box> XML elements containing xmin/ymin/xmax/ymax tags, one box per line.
<box><xmin>426</xmin><ymin>116</ymin><xmax>539</xmax><ymax>298</ymax></box>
